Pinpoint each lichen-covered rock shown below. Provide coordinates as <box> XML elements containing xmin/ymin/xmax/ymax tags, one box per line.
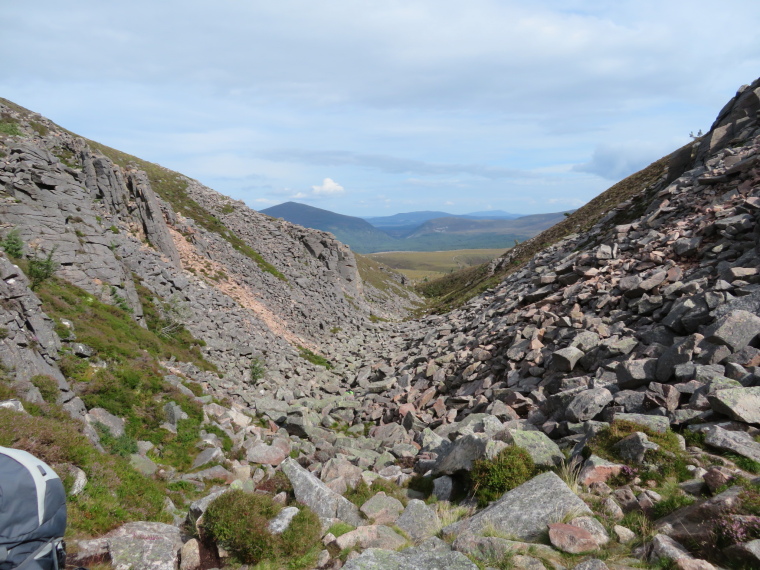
<box><xmin>443</xmin><ymin>472</ymin><xmax>591</xmax><ymax>541</ymax></box>
<box><xmin>708</xmin><ymin>387</ymin><xmax>760</xmax><ymax>424</ymax></box>
<box><xmin>395</xmin><ymin>499</ymin><xmax>440</xmax><ymax>543</ymax></box>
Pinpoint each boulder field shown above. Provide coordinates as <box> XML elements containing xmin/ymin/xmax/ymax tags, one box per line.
<box><xmin>1</xmin><ymin>78</ymin><xmax>760</xmax><ymax>569</ymax></box>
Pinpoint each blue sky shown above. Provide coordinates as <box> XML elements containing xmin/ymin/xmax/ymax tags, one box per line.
<box><xmin>3</xmin><ymin>1</ymin><xmax>760</xmax><ymax>216</ymax></box>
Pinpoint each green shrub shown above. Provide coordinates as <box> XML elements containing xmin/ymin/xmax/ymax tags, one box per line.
<box><xmin>471</xmin><ymin>446</ymin><xmax>535</xmax><ymax>507</ymax></box>
<box><xmin>739</xmin><ymin>481</ymin><xmax>760</xmax><ymax>516</ymax></box>
<box><xmin>201</xmin><ymin>490</ymin><xmax>321</xmax><ymax>565</ymax></box>
<box><xmin>256</xmin><ymin>471</ymin><xmax>293</xmax><ymax>496</ymax></box>
<box><xmin>29</xmin><ymin>121</ymin><xmax>48</xmax><ymax>136</ymax></box>
<box><xmin>249</xmin><ymin>356</ymin><xmax>266</xmax><ymax>382</ymax></box>
<box><xmin>94</xmin><ymin>422</ymin><xmax>139</xmax><ymax>457</ymax></box>
<box><xmin>297</xmin><ymin>346</ymin><xmax>333</xmax><ymax>369</ymax></box>
<box><xmin>0</xmin><ymin>119</ymin><xmax>22</xmax><ymax>136</ymax></box>
<box><xmin>27</xmin><ymin>247</ymin><xmax>58</xmax><ymax>290</ymax></box>
<box><xmin>651</xmin><ymin>492</ymin><xmax>695</xmax><ymax>519</ymax></box>
<box><xmin>30</xmin><ymin>374</ymin><xmax>59</xmax><ymax>404</ymax></box>
<box><xmin>1</xmin><ymin>228</ymin><xmax>23</xmax><ymax>258</ymax></box>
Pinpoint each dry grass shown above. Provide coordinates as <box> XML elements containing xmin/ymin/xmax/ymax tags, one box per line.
<box><xmin>436</xmin><ymin>501</ymin><xmax>476</xmax><ymax>528</ymax></box>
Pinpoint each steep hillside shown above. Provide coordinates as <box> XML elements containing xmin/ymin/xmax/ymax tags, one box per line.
<box><xmin>0</xmin><ymin>77</ymin><xmax>759</xmax><ymax>570</ymax></box>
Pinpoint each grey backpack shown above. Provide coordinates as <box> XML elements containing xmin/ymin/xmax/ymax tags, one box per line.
<box><xmin>0</xmin><ymin>447</ymin><xmax>67</xmax><ymax>570</ymax></box>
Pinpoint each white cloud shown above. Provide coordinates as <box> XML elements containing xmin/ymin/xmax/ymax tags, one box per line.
<box><xmin>311</xmin><ymin>178</ymin><xmax>345</xmax><ymax>196</ymax></box>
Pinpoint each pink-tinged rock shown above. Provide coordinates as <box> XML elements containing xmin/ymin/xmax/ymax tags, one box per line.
<box><xmin>398</xmin><ymin>403</ymin><xmax>416</xmax><ymax>417</ymax></box>
<box><xmin>432</xmin><ymin>397</ymin><xmax>447</xmax><ymax>418</ymax></box>
<box><xmin>360</xmin><ymin>492</ymin><xmax>404</xmax><ymax>525</ymax></box>
<box><xmin>416</xmin><ymin>387</ymin><xmax>437</xmax><ymax>408</ymax></box>
<box><xmin>334</xmin><ymin>525</ymin><xmax>407</xmax><ymax>551</ymax></box>
<box><xmin>246</xmin><ymin>437</ymin><xmax>291</xmax><ymax>466</ymax></box>
<box><xmin>579</xmin><ymin>455</ymin><xmax>623</xmax><ymax>486</ymax></box>
<box><xmin>703</xmin><ymin>466</ymin><xmax>734</xmax><ymax>493</ymax></box>
<box><xmin>548</xmin><ymin>523</ymin><xmax>598</xmax><ymax>553</ymax></box>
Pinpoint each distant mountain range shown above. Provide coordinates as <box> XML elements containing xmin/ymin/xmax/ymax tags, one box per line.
<box><xmin>363</xmin><ymin>210</ymin><xmax>523</xmax><ymax>238</ymax></box>
<box><xmin>261</xmin><ymin>202</ymin><xmax>570</xmax><ymax>253</ymax></box>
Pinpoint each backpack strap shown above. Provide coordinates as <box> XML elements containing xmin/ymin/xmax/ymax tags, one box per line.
<box><xmin>13</xmin><ymin>537</ymin><xmax>63</xmax><ymax>570</ymax></box>
<box><xmin>0</xmin><ymin>546</ymin><xmax>7</xmax><ymax>563</ymax></box>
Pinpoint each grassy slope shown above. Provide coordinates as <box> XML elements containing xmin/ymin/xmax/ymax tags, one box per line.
<box><xmin>0</xmin><ymin>271</ymin><xmax>225</xmax><ymax>537</ymax></box>
<box><xmin>417</xmin><ymin>142</ymin><xmax>697</xmax><ymax>313</ymax></box>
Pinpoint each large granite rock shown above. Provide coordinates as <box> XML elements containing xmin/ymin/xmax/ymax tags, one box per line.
<box><xmin>75</xmin><ymin>522</ymin><xmax>183</xmax><ymax>570</ymax></box>
<box><xmin>505</xmin><ymin>429</ymin><xmax>563</xmax><ymax>467</ymax></box>
<box><xmin>706</xmin><ymin>310</ymin><xmax>760</xmax><ymax>352</ymax></box>
<box><xmin>395</xmin><ymin>499</ymin><xmax>440</xmax><ymax>543</ymax></box>
<box><xmin>708</xmin><ymin>387</ymin><xmax>760</xmax><ymax>424</ymax></box>
<box><xmin>281</xmin><ymin>458</ymin><xmax>363</xmax><ymax>526</ymax></box>
<box><xmin>442</xmin><ymin>471</ymin><xmax>591</xmax><ymax>541</ymax></box>
<box><xmin>566</xmin><ymin>388</ymin><xmax>613</xmax><ymax>422</ymax></box>
<box><xmin>704</xmin><ymin>426</ymin><xmax>760</xmax><ymax>462</ymax></box>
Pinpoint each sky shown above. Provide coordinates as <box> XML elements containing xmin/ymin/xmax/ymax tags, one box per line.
<box><xmin>3</xmin><ymin>1</ymin><xmax>760</xmax><ymax>217</ymax></box>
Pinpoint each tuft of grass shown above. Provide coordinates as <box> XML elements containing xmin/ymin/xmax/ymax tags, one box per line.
<box><xmin>201</xmin><ymin>490</ymin><xmax>321</xmax><ymax>566</ymax></box>
<box><xmin>651</xmin><ymin>491</ymin><xmax>695</xmax><ymax>520</ymax></box>
<box><xmin>344</xmin><ymin>478</ymin><xmax>410</xmax><ymax>508</ymax></box>
<box><xmin>555</xmin><ymin>456</ymin><xmax>584</xmax><ymax>494</ymax></box>
<box><xmin>618</xmin><ymin>511</ymin><xmax>655</xmax><ymax>547</ymax></box>
<box><xmin>726</xmin><ymin>454</ymin><xmax>760</xmax><ymax>474</ymax></box>
<box><xmin>470</xmin><ymin>446</ymin><xmax>536</xmax><ymax>507</ymax></box>
<box><xmin>327</xmin><ymin>522</ymin><xmax>355</xmax><ymax>538</ymax></box>
<box><xmin>297</xmin><ymin>345</ymin><xmax>333</xmax><ymax>369</ymax></box>
<box><xmin>436</xmin><ymin>502</ymin><xmax>476</xmax><ymax>529</ymax></box>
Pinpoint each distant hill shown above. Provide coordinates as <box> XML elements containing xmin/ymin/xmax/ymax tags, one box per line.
<box><xmin>260</xmin><ymin>202</ymin><xmax>398</xmax><ymax>252</ymax></box>
<box><xmin>364</xmin><ymin>209</ymin><xmax>524</xmax><ymax>237</ymax></box>
<box><xmin>261</xmin><ymin>202</ymin><xmax>569</xmax><ymax>253</ymax></box>
<box><xmin>407</xmin><ymin>212</ymin><xmax>570</xmax><ymax>239</ymax></box>
<box><xmin>364</xmin><ymin>211</ymin><xmax>453</xmax><ymax>227</ymax></box>
<box><xmin>461</xmin><ymin>210</ymin><xmax>523</xmax><ymax>220</ymax></box>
